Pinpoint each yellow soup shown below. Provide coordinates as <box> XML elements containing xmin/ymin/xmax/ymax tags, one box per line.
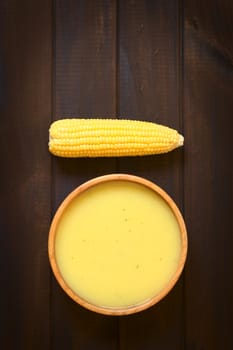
<box><xmin>55</xmin><ymin>180</ymin><xmax>182</xmax><ymax>308</ymax></box>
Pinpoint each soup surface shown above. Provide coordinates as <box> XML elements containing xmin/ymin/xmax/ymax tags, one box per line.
<box><xmin>55</xmin><ymin>180</ymin><xmax>182</xmax><ymax>308</ymax></box>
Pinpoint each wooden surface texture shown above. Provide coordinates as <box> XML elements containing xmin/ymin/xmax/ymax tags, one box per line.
<box><xmin>0</xmin><ymin>0</ymin><xmax>232</xmax><ymax>349</ymax></box>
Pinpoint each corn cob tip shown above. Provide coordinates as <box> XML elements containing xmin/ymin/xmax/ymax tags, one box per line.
<box><xmin>178</xmin><ymin>134</ymin><xmax>184</xmax><ymax>147</ymax></box>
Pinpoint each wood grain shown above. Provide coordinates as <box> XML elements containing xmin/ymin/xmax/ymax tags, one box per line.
<box><xmin>51</xmin><ymin>1</ymin><xmax>118</xmax><ymax>349</ymax></box>
<box><xmin>0</xmin><ymin>0</ymin><xmax>232</xmax><ymax>349</ymax></box>
<box><xmin>0</xmin><ymin>0</ymin><xmax>51</xmax><ymax>349</ymax></box>
<box><xmin>184</xmin><ymin>1</ymin><xmax>233</xmax><ymax>349</ymax></box>
<box><xmin>117</xmin><ymin>1</ymin><xmax>185</xmax><ymax>349</ymax></box>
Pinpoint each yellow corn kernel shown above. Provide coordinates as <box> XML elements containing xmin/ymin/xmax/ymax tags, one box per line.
<box><xmin>49</xmin><ymin>119</ymin><xmax>184</xmax><ymax>157</ymax></box>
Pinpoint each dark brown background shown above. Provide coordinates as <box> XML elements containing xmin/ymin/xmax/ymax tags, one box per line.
<box><xmin>0</xmin><ymin>0</ymin><xmax>232</xmax><ymax>349</ymax></box>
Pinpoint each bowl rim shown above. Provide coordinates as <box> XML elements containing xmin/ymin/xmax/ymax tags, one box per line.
<box><xmin>48</xmin><ymin>173</ymin><xmax>188</xmax><ymax>316</ymax></box>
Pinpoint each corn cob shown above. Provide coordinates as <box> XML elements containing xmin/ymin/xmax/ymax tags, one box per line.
<box><xmin>49</xmin><ymin>119</ymin><xmax>184</xmax><ymax>158</ymax></box>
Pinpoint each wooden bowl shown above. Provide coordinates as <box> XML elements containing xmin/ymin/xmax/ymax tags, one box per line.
<box><xmin>48</xmin><ymin>174</ymin><xmax>188</xmax><ymax>315</ymax></box>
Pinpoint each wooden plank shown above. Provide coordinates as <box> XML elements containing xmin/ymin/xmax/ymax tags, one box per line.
<box><xmin>118</xmin><ymin>0</ymin><xmax>183</xmax><ymax>198</ymax></box>
<box><xmin>117</xmin><ymin>1</ymin><xmax>184</xmax><ymax>349</ymax></box>
<box><xmin>184</xmin><ymin>1</ymin><xmax>233</xmax><ymax>349</ymax></box>
<box><xmin>0</xmin><ymin>0</ymin><xmax>51</xmax><ymax>349</ymax></box>
<box><xmin>51</xmin><ymin>1</ymin><xmax>118</xmax><ymax>349</ymax></box>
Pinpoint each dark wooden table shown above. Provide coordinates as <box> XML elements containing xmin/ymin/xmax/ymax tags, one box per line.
<box><xmin>1</xmin><ymin>1</ymin><xmax>232</xmax><ymax>349</ymax></box>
